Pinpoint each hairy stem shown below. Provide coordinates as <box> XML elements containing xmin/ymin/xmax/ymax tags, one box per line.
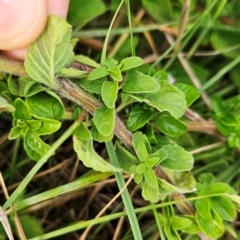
<box><xmin>0</xmin><ymin>56</ymin><xmax>27</xmax><ymax>76</ymax></box>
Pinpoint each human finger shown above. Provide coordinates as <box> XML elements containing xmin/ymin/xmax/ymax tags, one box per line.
<box><xmin>1</xmin><ymin>0</ymin><xmax>70</xmax><ymax>60</ymax></box>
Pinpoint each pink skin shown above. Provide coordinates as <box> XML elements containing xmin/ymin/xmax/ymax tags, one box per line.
<box><xmin>0</xmin><ymin>0</ymin><xmax>70</xmax><ymax>60</ymax></box>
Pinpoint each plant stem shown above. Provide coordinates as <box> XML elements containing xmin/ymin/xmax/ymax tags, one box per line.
<box><xmin>0</xmin><ymin>56</ymin><xmax>27</xmax><ymax>76</ymax></box>
<box><xmin>58</xmin><ymin>78</ymin><xmax>133</xmax><ymax>150</ymax></box>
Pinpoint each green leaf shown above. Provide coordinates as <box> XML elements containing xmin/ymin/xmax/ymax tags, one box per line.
<box><xmin>153</xmin><ymin>70</ymin><xmax>169</xmax><ymax>81</ymax></box>
<box><xmin>210</xmin><ymin>197</ymin><xmax>236</xmax><ymax>221</ymax></box>
<box><xmin>134</xmin><ymin>172</ymin><xmax>143</xmax><ymax>184</ymax></box>
<box><xmin>120</xmin><ymin>93</ymin><xmax>137</xmax><ymax>109</ymax></box>
<box><xmin>116</xmin><ymin>144</ymin><xmax>138</xmax><ymax>172</ymax></box>
<box><xmin>26</xmin><ymin>91</ymin><xmax>64</xmax><ymax>120</ymax></box>
<box><xmin>25</xmin><ymin>15</ymin><xmax>74</xmax><ymax>88</ymax></box>
<box><xmin>220</xmin><ymin>113</ymin><xmax>239</xmax><ymax>127</ymax></box>
<box><xmin>135</xmin><ymin>163</ymin><xmax>147</xmax><ymax>175</ymax></box>
<box><xmin>141</xmin><ymin>179</ymin><xmax>159</xmax><ymax>203</ymax></box>
<box><xmin>174</xmin><ymin>83</ymin><xmax>200</xmax><ymax>106</ymax></box>
<box><xmin>122</xmin><ymin>70</ymin><xmax>160</xmax><ymax>93</ymax></box>
<box><xmin>146</xmin><ymin>157</ymin><xmax>161</xmax><ymax>168</ymax></box>
<box><xmin>91</xmin><ymin>124</ymin><xmax>113</xmax><ymax>142</ymax></box>
<box><xmin>110</xmin><ymin>68</ymin><xmax>122</xmax><ymax>82</ymax></box>
<box><xmin>132</xmin><ymin>132</ymin><xmax>151</xmax><ymax>153</ymax></box>
<box><xmin>162</xmin><ymin>204</ymin><xmax>174</xmax><ymax>218</ymax></box>
<box><xmin>211</xmin><ymin>28</ymin><xmax>240</xmax><ymax>59</ymax></box>
<box><xmin>73</xmin><ymin>136</ymin><xmax>121</xmax><ymax>172</ymax></box>
<box><xmin>93</xmin><ymin>106</ymin><xmax>115</xmax><ymax>137</ymax></box>
<box><xmin>75</xmin><ymin>123</ymin><xmax>91</xmax><ymax>140</ymax></box>
<box><xmin>74</xmin><ymin>55</ymin><xmax>100</xmax><ymax>68</ymax></box>
<box><xmin>57</xmin><ymin>68</ymin><xmax>86</xmax><ymax>78</ymax></box>
<box><xmin>25</xmin><ymin>83</ymin><xmax>47</xmax><ymax>97</ymax></box>
<box><xmin>88</xmin><ymin>66</ymin><xmax>109</xmax><ymax>80</ymax></box>
<box><xmin>24</xmin><ymin>132</ymin><xmax>52</xmax><ymax>161</ymax></box>
<box><xmin>215</xmin><ymin>119</ymin><xmax>232</xmax><ymax>136</ymax></box>
<box><xmin>225</xmin><ymin>194</ymin><xmax>240</xmax><ymax>211</ymax></box>
<box><xmin>207</xmin><ymin>182</ymin><xmax>230</xmax><ymax>195</ymax></box>
<box><xmin>0</xmin><ymin>96</ymin><xmax>15</xmax><ymax>112</ymax></box>
<box><xmin>26</xmin><ymin>132</ymin><xmax>51</xmax><ymax>154</ymax></box>
<box><xmin>80</xmin><ymin>77</ymin><xmax>106</xmax><ymax>94</ymax></box>
<box><xmin>13</xmin><ymin>98</ymin><xmax>31</xmax><ymax>120</ymax></box>
<box><xmin>135</xmin><ymin>142</ymin><xmax>149</xmax><ymax>162</ymax></box>
<box><xmin>105</xmin><ymin>58</ymin><xmax>118</xmax><ymax>70</ymax></box>
<box><xmin>163</xmin><ymin>224</ymin><xmax>181</xmax><ymax>240</ymax></box>
<box><xmin>101</xmin><ymin>81</ymin><xmax>118</xmax><ymax>108</ymax></box>
<box><xmin>211</xmin><ymin>96</ymin><xmax>226</xmax><ymax>118</ymax></box>
<box><xmin>18</xmin><ymin>215</ymin><xmax>44</xmax><ymax>238</ymax></box>
<box><xmin>174</xmin><ymin>172</ymin><xmax>196</xmax><ymax>192</ymax></box>
<box><xmin>20</xmin><ymin>126</ymin><xmax>29</xmax><ymax>137</ymax></box>
<box><xmin>142</xmin><ymin>0</ymin><xmax>172</xmax><ymax>22</ymax></box>
<box><xmin>19</xmin><ymin>77</ymin><xmax>37</xmax><ymax>97</ymax></box>
<box><xmin>171</xmin><ymin>216</ymin><xmax>192</xmax><ymax>230</ymax></box>
<box><xmin>196</xmin><ymin>209</ymin><xmax>224</xmax><ymax>238</ymax></box>
<box><xmin>72</xmin><ymin>108</ymin><xmax>82</xmax><ymax>121</ymax></box>
<box><xmin>197</xmin><ymin>182</ymin><xmax>230</xmax><ymax>196</ymax></box>
<box><xmin>151</xmin><ymin>149</ymin><xmax>168</xmax><ymax>163</ymax></box>
<box><xmin>198</xmin><ymin>172</ymin><xmax>215</xmax><ymax>184</ymax></box>
<box><xmin>181</xmin><ymin>216</ymin><xmax>201</xmax><ymax>234</ymax></box>
<box><xmin>145</xmin><ymin>124</ymin><xmax>158</xmax><ymax>144</ymax></box>
<box><xmin>0</xmin><ymin>81</ymin><xmax>12</xmax><ymax>102</ymax></box>
<box><xmin>27</xmin><ymin>120</ymin><xmax>41</xmax><ymax>132</ymax></box>
<box><xmin>160</xmin><ymin>145</ymin><xmax>194</xmax><ymax>171</ymax></box>
<box><xmin>35</xmin><ymin>117</ymin><xmax>61</xmax><ymax>135</ymax></box>
<box><xmin>7</xmin><ymin>76</ymin><xmax>18</xmax><ymax>96</ymax></box>
<box><xmin>9</xmin><ymin>127</ymin><xmax>21</xmax><ymax>140</ymax></box>
<box><xmin>130</xmin><ymin>80</ymin><xmax>187</xmax><ymax>118</ymax></box>
<box><xmin>158</xmin><ymin>176</ymin><xmax>195</xmax><ymax>200</ymax></box>
<box><xmin>228</xmin><ymin>132</ymin><xmax>240</xmax><ymax>149</ymax></box>
<box><xmin>158</xmin><ymin>178</ymin><xmax>176</xmax><ymax>197</ymax></box>
<box><xmin>195</xmin><ymin>198</ymin><xmax>212</xmax><ymax>222</ymax></box>
<box><xmin>67</xmin><ymin>0</ymin><xmax>106</xmax><ymax>27</ymax></box>
<box><xmin>156</xmin><ymin>113</ymin><xmax>187</xmax><ymax>137</ymax></box>
<box><xmin>127</xmin><ymin>104</ymin><xmax>153</xmax><ymax>131</ymax></box>
<box><xmin>144</xmin><ymin>168</ymin><xmax>158</xmax><ymax>189</ymax></box>
<box><xmin>120</xmin><ymin>56</ymin><xmax>144</xmax><ymax>71</ymax></box>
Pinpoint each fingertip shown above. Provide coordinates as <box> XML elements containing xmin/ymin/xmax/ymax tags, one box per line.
<box><xmin>47</xmin><ymin>0</ymin><xmax>70</xmax><ymax>19</ymax></box>
<box><xmin>2</xmin><ymin>48</ymin><xmax>28</xmax><ymax>61</ymax></box>
<box><xmin>0</xmin><ymin>0</ymin><xmax>48</xmax><ymax>50</ymax></box>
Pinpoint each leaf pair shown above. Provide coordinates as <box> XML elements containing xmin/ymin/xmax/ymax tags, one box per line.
<box><xmin>9</xmin><ymin>92</ymin><xmax>63</xmax><ymax>160</ymax></box>
<box><xmin>159</xmin><ymin>205</ymin><xmax>199</xmax><ymax>240</ymax></box>
<box><xmin>116</xmin><ymin>132</ymin><xmax>194</xmax><ymax>202</ymax></box>
<box><xmin>195</xmin><ymin>173</ymin><xmax>237</xmax><ymax>238</ymax></box>
<box><xmin>88</xmin><ymin>57</ymin><xmax>144</xmax><ymax>81</ymax></box>
<box><xmin>88</xmin><ymin>57</ymin><xmax>144</xmax><ymax>108</ymax></box>
<box><xmin>130</xmin><ymin>133</ymin><xmax>167</xmax><ymax>202</ymax></box>
<box><xmin>127</xmin><ymin>105</ymin><xmax>187</xmax><ymax>137</ymax></box>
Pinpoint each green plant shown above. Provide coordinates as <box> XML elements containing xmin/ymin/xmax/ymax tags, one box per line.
<box><xmin>0</xmin><ymin>0</ymin><xmax>240</xmax><ymax>239</ymax></box>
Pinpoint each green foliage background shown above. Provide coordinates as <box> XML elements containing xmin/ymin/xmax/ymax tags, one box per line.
<box><xmin>0</xmin><ymin>0</ymin><xmax>240</xmax><ymax>239</ymax></box>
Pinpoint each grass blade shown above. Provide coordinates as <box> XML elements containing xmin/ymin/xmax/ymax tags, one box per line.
<box><xmin>106</xmin><ymin>141</ymin><xmax>143</xmax><ymax>240</ymax></box>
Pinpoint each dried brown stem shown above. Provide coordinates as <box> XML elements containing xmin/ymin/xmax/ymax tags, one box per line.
<box><xmin>58</xmin><ymin>78</ymin><xmax>134</xmax><ymax>150</ymax></box>
<box><xmin>187</xmin><ymin>121</ymin><xmax>217</xmax><ymax>132</ymax></box>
